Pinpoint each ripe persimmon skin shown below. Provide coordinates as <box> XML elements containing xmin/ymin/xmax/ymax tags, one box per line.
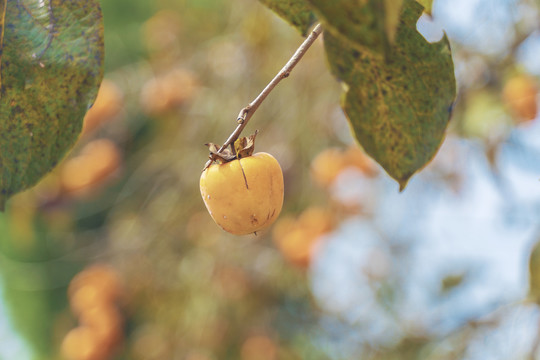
<box><xmin>200</xmin><ymin>152</ymin><xmax>284</xmax><ymax>235</ymax></box>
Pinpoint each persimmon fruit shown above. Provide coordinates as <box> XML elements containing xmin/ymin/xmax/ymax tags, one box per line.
<box><xmin>60</xmin><ymin>139</ymin><xmax>121</xmax><ymax>195</ymax></box>
<box><xmin>200</xmin><ymin>152</ymin><xmax>284</xmax><ymax>235</ymax></box>
<box><xmin>60</xmin><ymin>326</ymin><xmax>107</xmax><ymax>360</ymax></box>
<box><xmin>241</xmin><ymin>335</ymin><xmax>278</xmax><ymax>360</ymax></box>
<box><xmin>79</xmin><ymin>305</ymin><xmax>124</xmax><ymax>347</ymax></box>
<box><xmin>68</xmin><ymin>264</ymin><xmax>123</xmax><ymax>314</ymax></box>
<box><xmin>310</xmin><ymin>147</ymin><xmax>346</xmax><ymax>187</ymax></box>
<box><xmin>272</xmin><ymin>206</ymin><xmax>335</xmax><ymax>268</ymax></box>
<box><xmin>502</xmin><ymin>74</ymin><xmax>538</xmax><ymax>123</ymax></box>
<box><xmin>311</xmin><ymin>145</ymin><xmax>376</xmax><ymax>188</ymax></box>
<box><xmin>82</xmin><ymin>79</ymin><xmax>123</xmax><ymax>135</ymax></box>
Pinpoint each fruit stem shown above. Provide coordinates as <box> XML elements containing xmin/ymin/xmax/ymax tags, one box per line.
<box><xmin>203</xmin><ymin>23</ymin><xmax>323</xmax><ymax>170</ymax></box>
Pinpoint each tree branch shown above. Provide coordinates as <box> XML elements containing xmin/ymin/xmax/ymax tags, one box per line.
<box><xmin>203</xmin><ymin>23</ymin><xmax>323</xmax><ymax>170</ymax></box>
<box><xmin>529</xmin><ymin>309</ymin><xmax>540</xmax><ymax>360</ymax></box>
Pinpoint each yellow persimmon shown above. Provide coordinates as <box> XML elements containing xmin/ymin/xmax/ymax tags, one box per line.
<box><xmin>200</xmin><ymin>152</ymin><xmax>284</xmax><ymax>235</ymax></box>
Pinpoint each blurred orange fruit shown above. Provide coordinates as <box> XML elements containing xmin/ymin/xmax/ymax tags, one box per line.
<box><xmin>502</xmin><ymin>74</ymin><xmax>538</xmax><ymax>123</ymax></box>
<box><xmin>79</xmin><ymin>305</ymin><xmax>123</xmax><ymax>348</ymax></box>
<box><xmin>184</xmin><ymin>351</ymin><xmax>212</xmax><ymax>360</ymax></box>
<box><xmin>140</xmin><ymin>68</ymin><xmax>199</xmax><ymax>116</ymax></box>
<box><xmin>83</xmin><ymin>79</ymin><xmax>123</xmax><ymax>135</ymax></box>
<box><xmin>60</xmin><ymin>326</ymin><xmax>108</xmax><ymax>360</ymax></box>
<box><xmin>63</xmin><ymin>265</ymin><xmax>125</xmax><ymax>360</ymax></box>
<box><xmin>273</xmin><ymin>207</ymin><xmax>335</xmax><ymax>268</ymax></box>
<box><xmin>68</xmin><ymin>265</ymin><xmax>123</xmax><ymax>314</ymax></box>
<box><xmin>311</xmin><ymin>146</ymin><xmax>376</xmax><ymax>188</ymax></box>
<box><xmin>69</xmin><ymin>283</ymin><xmax>111</xmax><ymax>316</ymax></box>
<box><xmin>310</xmin><ymin>148</ymin><xmax>347</xmax><ymax>188</ymax></box>
<box><xmin>298</xmin><ymin>206</ymin><xmax>335</xmax><ymax>236</ymax></box>
<box><xmin>343</xmin><ymin>145</ymin><xmax>378</xmax><ymax>177</ymax></box>
<box><xmin>60</xmin><ymin>139</ymin><xmax>121</xmax><ymax>195</ymax></box>
<box><xmin>275</xmin><ymin>226</ymin><xmax>314</xmax><ymax>268</ymax></box>
<box><xmin>271</xmin><ymin>215</ymin><xmax>296</xmax><ymax>243</ymax></box>
<box><xmin>241</xmin><ymin>335</ymin><xmax>277</xmax><ymax>360</ymax></box>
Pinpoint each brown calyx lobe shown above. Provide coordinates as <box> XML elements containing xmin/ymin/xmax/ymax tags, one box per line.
<box><xmin>205</xmin><ymin>131</ymin><xmax>258</xmax><ymax>164</ymax></box>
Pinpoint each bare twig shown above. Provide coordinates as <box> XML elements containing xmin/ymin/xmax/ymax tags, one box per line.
<box><xmin>203</xmin><ymin>23</ymin><xmax>323</xmax><ymax>170</ymax></box>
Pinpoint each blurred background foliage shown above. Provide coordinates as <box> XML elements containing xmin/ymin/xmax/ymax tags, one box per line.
<box><xmin>0</xmin><ymin>0</ymin><xmax>539</xmax><ymax>359</ymax></box>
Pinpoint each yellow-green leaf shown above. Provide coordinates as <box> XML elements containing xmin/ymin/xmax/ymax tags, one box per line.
<box><xmin>529</xmin><ymin>239</ymin><xmax>540</xmax><ymax>303</ymax></box>
<box><xmin>384</xmin><ymin>0</ymin><xmax>404</xmax><ymax>44</ymax></box>
<box><xmin>0</xmin><ymin>0</ymin><xmax>104</xmax><ymax>208</ymax></box>
<box><xmin>259</xmin><ymin>0</ymin><xmax>316</xmax><ymax>36</ymax></box>
<box><xmin>416</xmin><ymin>0</ymin><xmax>433</xmax><ymax>15</ymax></box>
<box><xmin>307</xmin><ymin>0</ymin><xmax>390</xmax><ymax>55</ymax></box>
<box><xmin>323</xmin><ymin>0</ymin><xmax>456</xmax><ymax>189</ymax></box>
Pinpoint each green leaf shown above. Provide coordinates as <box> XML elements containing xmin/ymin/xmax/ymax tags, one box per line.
<box><xmin>529</xmin><ymin>238</ymin><xmax>540</xmax><ymax>304</ymax></box>
<box><xmin>306</xmin><ymin>0</ymin><xmax>408</xmax><ymax>53</ymax></box>
<box><xmin>259</xmin><ymin>0</ymin><xmax>316</xmax><ymax>36</ymax></box>
<box><xmin>307</xmin><ymin>0</ymin><xmax>430</xmax><ymax>52</ymax></box>
<box><xmin>0</xmin><ymin>0</ymin><xmax>104</xmax><ymax>209</ymax></box>
<box><xmin>0</xmin><ymin>204</ymin><xmax>80</xmax><ymax>359</ymax></box>
<box><xmin>384</xmin><ymin>0</ymin><xmax>404</xmax><ymax>44</ymax></box>
<box><xmin>307</xmin><ymin>0</ymin><xmax>390</xmax><ymax>55</ymax></box>
<box><xmin>416</xmin><ymin>0</ymin><xmax>433</xmax><ymax>15</ymax></box>
<box><xmin>323</xmin><ymin>0</ymin><xmax>456</xmax><ymax>189</ymax></box>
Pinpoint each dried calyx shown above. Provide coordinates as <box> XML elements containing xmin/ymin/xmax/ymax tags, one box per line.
<box><xmin>205</xmin><ymin>131</ymin><xmax>258</xmax><ymax>164</ymax></box>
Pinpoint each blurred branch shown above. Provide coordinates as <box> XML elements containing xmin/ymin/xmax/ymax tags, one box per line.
<box><xmin>529</xmin><ymin>308</ymin><xmax>540</xmax><ymax>360</ymax></box>
<box><xmin>203</xmin><ymin>23</ymin><xmax>323</xmax><ymax>170</ymax></box>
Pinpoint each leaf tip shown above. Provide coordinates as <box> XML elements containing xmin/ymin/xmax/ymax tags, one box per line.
<box><xmin>398</xmin><ymin>177</ymin><xmax>410</xmax><ymax>192</ymax></box>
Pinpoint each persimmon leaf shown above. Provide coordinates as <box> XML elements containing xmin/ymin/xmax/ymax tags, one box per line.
<box><xmin>0</xmin><ymin>0</ymin><xmax>104</xmax><ymax>209</ymax></box>
<box><xmin>528</xmin><ymin>238</ymin><xmax>540</xmax><ymax>304</ymax></box>
<box><xmin>384</xmin><ymin>0</ymin><xmax>404</xmax><ymax>44</ymax></box>
<box><xmin>323</xmin><ymin>0</ymin><xmax>456</xmax><ymax>189</ymax></box>
<box><xmin>259</xmin><ymin>0</ymin><xmax>316</xmax><ymax>36</ymax></box>
<box><xmin>416</xmin><ymin>0</ymin><xmax>433</xmax><ymax>15</ymax></box>
<box><xmin>307</xmin><ymin>0</ymin><xmax>390</xmax><ymax>55</ymax></box>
